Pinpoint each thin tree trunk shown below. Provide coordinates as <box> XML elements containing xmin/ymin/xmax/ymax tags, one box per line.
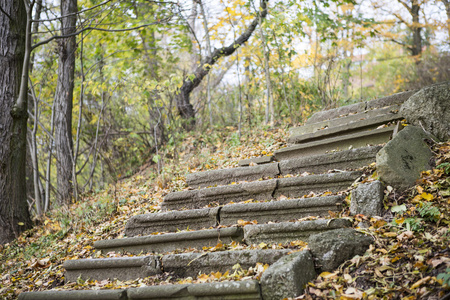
<box><xmin>54</xmin><ymin>0</ymin><xmax>77</xmax><ymax>205</ymax></box>
<box><xmin>29</xmin><ymin>81</ymin><xmax>42</xmax><ymax>215</ymax></box>
<box><xmin>258</xmin><ymin>13</ymin><xmax>273</xmax><ymax>125</ymax></box>
<box><xmin>0</xmin><ymin>0</ymin><xmax>33</xmax><ymax>244</ymax></box>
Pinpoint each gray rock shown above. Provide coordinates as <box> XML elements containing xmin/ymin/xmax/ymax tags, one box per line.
<box><xmin>19</xmin><ymin>290</ymin><xmax>127</xmax><ymax>300</ymax></box>
<box><xmin>260</xmin><ymin>251</ymin><xmax>317</xmax><ymax>300</ymax></box>
<box><xmin>186</xmin><ymin>163</ymin><xmax>280</xmax><ymax>188</ymax></box>
<box><xmin>400</xmin><ymin>82</ymin><xmax>450</xmax><ymax>141</ymax></box>
<box><xmin>219</xmin><ymin>196</ymin><xmax>343</xmax><ymax>226</ymax></box>
<box><xmin>161</xmin><ymin>249</ymin><xmax>290</xmax><ymax>278</ymax></box>
<box><xmin>64</xmin><ymin>256</ymin><xmax>161</xmax><ymax>282</ymax></box>
<box><xmin>125</xmin><ymin>207</ymin><xmax>219</xmax><ymax>236</ymax></box>
<box><xmin>95</xmin><ymin>227</ymin><xmax>244</xmax><ymax>254</ymax></box>
<box><xmin>243</xmin><ymin>219</ymin><xmax>351</xmax><ymax>245</ymax></box>
<box><xmin>376</xmin><ymin>125</ymin><xmax>434</xmax><ymax>190</ymax></box>
<box><xmin>350</xmin><ymin>181</ymin><xmax>385</xmax><ymax>216</ymax></box>
<box><xmin>308</xmin><ymin>228</ymin><xmax>373</xmax><ymax>272</ymax></box>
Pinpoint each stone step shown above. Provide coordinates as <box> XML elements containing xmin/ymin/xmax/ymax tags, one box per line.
<box><xmin>238</xmin><ymin>155</ymin><xmax>274</xmax><ymax>167</ymax></box>
<box><xmin>288</xmin><ymin>109</ymin><xmax>403</xmax><ymax>144</ymax></box>
<box><xmin>305</xmin><ymin>90</ymin><xmax>415</xmax><ymax>125</ymax></box>
<box><xmin>98</xmin><ymin>217</ymin><xmax>348</xmax><ymax>255</ymax></box>
<box><xmin>243</xmin><ymin>218</ymin><xmax>351</xmax><ymax>245</ymax></box>
<box><xmin>290</xmin><ymin>104</ymin><xmax>401</xmax><ymax>138</ymax></box>
<box><xmin>162</xmin><ymin>171</ymin><xmax>361</xmax><ymax>211</ymax></box>
<box><xmin>189</xmin><ymin>146</ymin><xmax>379</xmax><ymax>189</ymax></box>
<box><xmin>19</xmin><ymin>281</ymin><xmax>262</xmax><ymax>300</ymax></box>
<box><xmin>124</xmin><ymin>207</ymin><xmax>220</xmax><ymax>237</ymax></box>
<box><xmin>19</xmin><ymin>290</ymin><xmax>128</xmax><ymax>300</ymax></box>
<box><xmin>187</xmin><ymin>163</ymin><xmax>280</xmax><ymax>188</ymax></box>
<box><xmin>219</xmin><ymin>196</ymin><xmax>344</xmax><ymax>226</ymax></box>
<box><xmin>125</xmin><ymin>195</ymin><xmax>345</xmax><ymax>237</ymax></box>
<box><xmin>274</xmin><ymin>125</ymin><xmax>397</xmax><ymax>161</ymax></box>
<box><xmin>127</xmin><ymin>280</ymin><xmax>262</xmax><ymax>299</ymax></box>
<box><xmin>94</xmin><ymin>227</ymin><xmax>244</xmax><ymax>254</ymax></box>
<box><xmin>64</xmin><ymin>249</ymin><xmax>290</xmax><ymax>282</ymax></box>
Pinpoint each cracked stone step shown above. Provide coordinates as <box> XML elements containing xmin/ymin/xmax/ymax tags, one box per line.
<box><xmin>19</xmin><ymin>281</ymin><xmax>262</xmax><ymax>300</ymax></box>
<box><xmin>64</xmin><ymin>256</ymin><xmax>161</xmax><ymax>282</ymax></box>
<box><xmin>290</xmin><ymin>104</ymin><xmax>402</xmax><ymax>138</ymax></box>
<box><xmin>187</xmin><ymin>146</ymin><xmax>378</xmax><ymax>189</ymax></box>
<box><xmin>162</xmin><ymin>171</ymin><xmax>360</xmax><ymax>211</ymax></box>
<box><xmin>186</xmin><ymin>162</ymin><xmax>280</xmax><ymax>188</ymax></box>
<box><xmin>126</xmin><ymin>195</ymin><xmax>345</xmax><ymax>237</ymax></box>
<box><xmin>125</xmin><ymin>207</ymin><xmax>220</xmax><ymax>236</ymax></box>
<box><xmin>161</xmin><ymin>249</ymin><xmax>290</xmax><ymax>278</ymax></box>
<box><xmin>18</xmin><ymin>290</ymin><xmax>128</xmax><ymax>300</ymax></box>
<box><xmin>127</xmin><ymin>280</ymin><xmax>262</xmax><ymax>299</ymax></box>
<box><xmin>220</xmin><ymin>196</ymin><xmax>344</xmax><ymax>226</ymax></box>
<box><xmin>243</xmin><ymin>218</ymin><xmax>351</xmax><ymax>245</ymax></box>
<box><xmin>94</xmin><ymin>227</ymin><xmax>244</xmax><ymax>254</ymax></box>
<box><xmin>238</xmin><ymin>155</ymin><xmax>274</xmax><ymax>167</ymax></box>
<box><xmin>279</xmin><ymin>145</ymin><xmax>381</xmax><ymax>175</ymax></box>
<box><xmin>305</xmin><ymin>90</ymin><xmax>415</xmax><ymax>125</ymax></box>
<box><xmin>289</xmin><ymin>110</ymin><xmax>403</xmax><ymax>144</ymax></box>
<box><xmin>162</xmin><ymin>179</ymin><xmax>278</xmax><ymax>210</ymax></box>
<box><xmin>274</xmin><ymin>125</ymin><xmax>397</xmax><ymax>161</ymax></box>
<box><xmin>64</xmin><ymin>250</ymin><xmax>289</xmax><ymax>282</ymax></box>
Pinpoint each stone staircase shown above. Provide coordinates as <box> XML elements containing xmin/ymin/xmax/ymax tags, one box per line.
<box><xmin>19</xmin><ymin>90</ymin><xmax>415</xmax><ymax>300</ymax></box>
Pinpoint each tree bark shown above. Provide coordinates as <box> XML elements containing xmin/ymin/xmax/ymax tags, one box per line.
<box><xmin>0</xmin><ymin>0</ymin><xmax>33</xmax><ymax>244</ymax></box>
<box><xmin>54</xmin><ymin>0</ymin><xmax>77</xmax><ymax>205</ymax></box>
<box><xmin>175</xmin><ymin>0</ymin><xmax>268</xmax><ymax>129</ymax></box>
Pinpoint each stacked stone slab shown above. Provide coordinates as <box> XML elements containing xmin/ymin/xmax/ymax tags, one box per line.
<box><xmin>19</xmin><ymin>90</ymin><xmax>414</xmax><ymax>300</ymax></box>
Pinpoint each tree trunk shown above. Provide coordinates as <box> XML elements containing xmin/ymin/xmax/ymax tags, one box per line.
<box><xmin>410</xmin><ymin>0</ymin><xmax>422</xmax><ymax>58</ymax></box>
<box><xmin>54</xmin><ymin>0</ymin><xmax>77</xmax><ymax>205</ymax></box>
<box><xmin>443</xmin><ymin>0</ymin><xmax>450</xmax><ymax>38</ymax></box>
<box><xmin>0</xmin><ymin>0</ymin><xmax>33</xmax><ymax>244</ymax></box>
<box><xmin>175</xmin><ymin>0</ymin><xmax>268</xmax><ymax>129</ymax></box>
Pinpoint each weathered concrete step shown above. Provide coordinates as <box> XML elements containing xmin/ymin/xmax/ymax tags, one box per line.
<box><xmin>97</xmin><ymin>218</ymin><xmax>349</xmax><ymax>255</ymax></box>
<box><xmin>95</xmin><ymin>227</ymin><xmax>244</xmax><ymax>254</ymax></box>
<box><xmin>64</xmin><ymin>256</ymin><xmax>161</xmax><ymax>282</ymax></box>
<box><xmin>274</xmin><ymin>125</ymin><xmax>397</xmax><ymax>161</ymax></box>
<box><xmin>290</xmin><ymin>104</ymin><xmax>401</xmax><ymax>138</ymax></box>
<box><xmin>161</xmin><ymin>249</ymin><xmax>290</xmax><ymax>278</ymax></box>
<box><xmin>238</xmin><ymin>155</ymin><xmax>274</xmax><ymax>167</ymax></box>
<box><xmin>127</xmin><ymin>280</ymin><xmax>261</xmax><ymax>299</ymax></box>
<box><xmin>19</xmin><ymin>281</ymin><xmax>262</xmax><ymax>300</ymax></box>
<box><xmin>125</xmin><ymin>195</ymin><xmax>345</xmax><ymax>237</ymax></box>
<box><xmin>64</xmin><ymin>249</ymin><xmax>290</xmax><ymax>282</ymax></box>
<box><xmin>19</xmin><ymin>289</ymin><xmax>128</xmax><ymax>300</ymax></box>
<box><xmin>219</xmin><ymin>196</ymin><xmax>344</xmax><ymax>226</ymax></box>
<box><xmin>187</xmin><ymin>163</ymin><xmax>280</xmax><ymax>188</ymax></box>
<box><xmin>163</xmin><ymin>171</ymin><xmax>361</xmax><ymax>210</ymax></box>
<box><xmin>125</xmin><ymin>207</ymin><xmax>220</xmax><ymax>237</ymax></box>
<box><xmin>306</xmin><ymin>90</ymin><xmax>416</xmax><ymax>125</ymax></box>
<box><xmin>191</xmin><ymin>146</ymin><xmax>379</xmax><ymax>188</ymax></box>
<box><xmin>279</xmin><ymin>145</ymin><xmax>381</xmax><ymax>175</ymax></box>
<box><xmin>243</xmin><ymin>218</ymin><xmax>351</xmax><ymax>245</ymax></box>
<box><xmin>289</xmin><ymin>110</ymin><xmax>403</xmax><ymax>144</ymax></box>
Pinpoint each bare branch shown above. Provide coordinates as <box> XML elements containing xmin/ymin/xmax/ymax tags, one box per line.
<box><xmin>0</xmin><ymin>5</ymin><xmax>12</xmax><ymax>20</ymax></box>
<box><xmin>31</xmin><ymin>16</ymin><xmax>173</xmax><ymax>50</ymax></box>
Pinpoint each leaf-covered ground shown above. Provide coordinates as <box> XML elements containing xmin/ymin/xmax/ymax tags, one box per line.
<box><xmin>1</xmin><ymin>125</ymin><xmax>449</xmax><ymax>300</ymax></box>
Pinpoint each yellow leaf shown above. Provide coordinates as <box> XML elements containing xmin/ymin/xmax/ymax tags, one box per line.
<box><xmin>18</xmin><ymin>222</ymin><xmax>24</xmax><ymax>226</ymax></box>
<box><xmin>416</xmin><ymin>186</ymin><xmax>424</xmax><ymax>194</ymax></box>
<box><xmin>411</xmin><ymin>276</ymin><xmax>431</xmax><ymax>289</ymax></box>
<box><xmin>421</xmin><ymin>193</ymin><xmax>434</xmax><ymax>201</ymax></box>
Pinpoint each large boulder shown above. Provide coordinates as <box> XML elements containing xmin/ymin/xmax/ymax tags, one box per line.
<box><xmin>308</xmin><ymin>228</ymin><xmax>372</xmax><ymax>272</ymax></box>
<box><xmin>400</xmin><ymin>82</ymin><xmax>450</xmax><ymax>141</ymax></box>
<box><xmin>376</xmin><ymin>126</ymin><xmax>434</xmax><ymax>190</ymax></box>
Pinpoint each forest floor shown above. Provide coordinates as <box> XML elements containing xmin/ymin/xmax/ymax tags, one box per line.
<box><xmin>0</xmin><ymin>124</ymin><xmax>449</xmax><ymax>300</ymax></box>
